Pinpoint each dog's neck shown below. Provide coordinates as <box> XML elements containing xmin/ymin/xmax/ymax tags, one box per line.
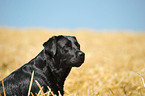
<box><xmin>34</xmin><ymin>50</ymin><xmax>71</xmax><ymax>95</ymax></box>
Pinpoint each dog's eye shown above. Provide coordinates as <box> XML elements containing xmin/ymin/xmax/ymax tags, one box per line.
<box><xmin>64</xmin><ymin>42</ymin><xmax>71</xmax><ymax>49</ymax></box>
<box><xmin>66</xmin><ymin>43</ymin><xmax>71</xmax><ymax>47</ymax></box>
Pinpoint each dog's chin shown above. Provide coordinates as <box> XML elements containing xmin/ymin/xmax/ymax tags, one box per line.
<box><xmin>73</xmin><ymin>63</ymin><xmax>83</xmax><ymax>67</ymax></box>
<box><xmin>66</xmin><ymin>60</ymin><xmax>84</xmax><ymax>67</ymax></box>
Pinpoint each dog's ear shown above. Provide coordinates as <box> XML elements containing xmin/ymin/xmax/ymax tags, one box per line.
<box><xmin>43</xmin><ymin>36</ymin><xmax>56</xmax><ymax>57</ymax></box>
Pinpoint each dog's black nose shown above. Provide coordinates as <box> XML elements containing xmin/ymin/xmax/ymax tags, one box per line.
<box><xmin>77</xmin><ymin>51</ymin><xmax>85</xmax><ymax>58</ymax></box>
<box><xmin>76</xmin><ymin>51</ymin><xmax>85</xmax><ymax>66</ymax></box>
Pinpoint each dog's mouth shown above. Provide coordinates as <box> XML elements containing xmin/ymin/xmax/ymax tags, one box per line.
<box><xmin>75</xmin><ymin>58</ymin><xmax>85</xmax><ymax>67</ymax></box>
<box><xmin>74</xmin><ymin>62</ymin><xmax>83</xmax><ymax>67</ymax></box>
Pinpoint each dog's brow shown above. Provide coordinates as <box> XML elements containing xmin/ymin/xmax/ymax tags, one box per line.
<box><xmin>58</xmin><ymin>38</ymin><xmax>70</xmax><ymax>47</ymax></box>
<box><xmin>67</xmin><ymin>37</ymin><xmax>79</xmax><ymax>48</ymax></box>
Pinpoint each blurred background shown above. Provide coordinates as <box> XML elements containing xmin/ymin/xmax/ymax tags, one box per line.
<box><xmin>0</xmin><ymin>0</ymin><xmax>145</xmax><ymax>96</ymax></box>
<box><xmin>0</xmin><ymin>0</ymin><xmax>145</xmax><ymax>31</ymax></box>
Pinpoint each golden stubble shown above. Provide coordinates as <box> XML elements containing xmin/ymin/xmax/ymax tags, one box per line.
<box><xmin>0</xmin><ymin>28</ymin><xmax>145</xmax><ymax>96</ymax></box>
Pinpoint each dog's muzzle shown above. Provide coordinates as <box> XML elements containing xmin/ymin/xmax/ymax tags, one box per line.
<box><xmin>75</xmin><ymin>51</ymin><xmax>85</xmax><ymax>67</ymax></box>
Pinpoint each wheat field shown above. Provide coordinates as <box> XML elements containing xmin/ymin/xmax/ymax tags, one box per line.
<box><xmin>0</xmin><ymin>28</ymin><xmax>145</xmax><ymax>96</ymax></box>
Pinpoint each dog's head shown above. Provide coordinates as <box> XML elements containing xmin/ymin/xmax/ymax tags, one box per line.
<box><xmin>43</xmin><ymin>35</ymin><xmax>85</xmax><ymax>68</ymax></box>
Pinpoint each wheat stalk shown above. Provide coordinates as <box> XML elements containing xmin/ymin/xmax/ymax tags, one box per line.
<box><xmin>28</xmin><ymin>70</ymin><xmax>35</xmax><ymax>96</ymax></box>
<box><xmin>2</xmin><ymin>80</ymin><xmax>6</xmax><ymax>96</ymax></box>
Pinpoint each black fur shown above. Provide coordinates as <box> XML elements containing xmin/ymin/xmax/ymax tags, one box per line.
<box><xmin>0</xmin><ymin>35</ymin><xmax>85</xmax><ymax>96</ymax></box>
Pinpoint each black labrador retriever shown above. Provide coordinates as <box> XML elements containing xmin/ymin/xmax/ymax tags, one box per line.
<box><xmin>0</xmin><ymin>35</ymin><xmax>85</xmax><ymax>96</ymax></box>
